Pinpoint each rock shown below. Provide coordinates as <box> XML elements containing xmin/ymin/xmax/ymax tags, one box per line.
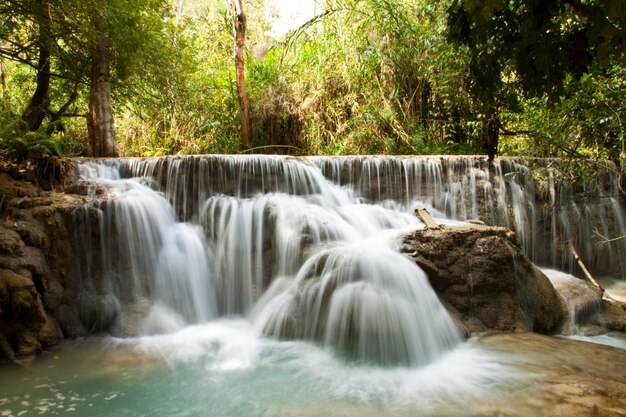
<box><xmin>56</xmin><ymin>304</ymin><xmax>84</xmax><ymax>338</ymax></box>
<box><xmin>15</xmin><ymin>329</ymin><xmax>39</xmax><ymax>357</ymax></box>
<box><xmin>0</xmin><ymin>159</ymin><xmax>103</xmax><ymax>359</ymax></box>
<box><xmin>402</xmin><ymin>224</ymin><xmax>568</xmax><ymax>336</ymax></box>
<box><xmin>38</xmin><ymin>314</ymin><xmax>63</xmax><ymax>348</ymax></box>
<box><xmin>13</xmin><ymin>216</ymin><xmax>49</xmax><ymax>248</ymax></box>
<box><xmin>78</xmin><ymin>293</ymin><xmax>120</xmax><ymax>332</ymax></box>
<box><xmin>0</xmin><ymin>225</ymin><xmax>22</xmax><ymax>249</ymax></box>
<box><xmin>546</xmin><ymin>270</ymin><xmax>603</xmax><ymax>318</ymax></box>
<box><xmin>473</xmin><ymin>332</ymin><xmax>626</xmax><ymax>417</ymax></box>
<box><xmin>0</xmin><ymin>172</ymin><xmax>38</xmax><ymax>200</ymax></box>
<box><xmin>110</xmin><ymin>297</ymin><xmax>153</xmax><ymax>337</ymax></box>
<box><xmin>589</xmin><ymin>299</ymin><xmax>626</xmax><ymax>332</ymax></box>
<box><xmin>0</xmin><ymin>269</ymin><xmax>49</xmax><ymax>360</ymax></box>
<box><xmin>0</xmin><ymin>269</ymin><xmax>46</xmax><ymax>328</ymax></box>
<box><xmin>0</xmin><ymin>334</ymin><xmax>15</xmax><ymax>361</ymax></box>
<box><xmin>543</xmin><ymin>269</ymin><xmax>626</xmax><ymax>334</ymax></box>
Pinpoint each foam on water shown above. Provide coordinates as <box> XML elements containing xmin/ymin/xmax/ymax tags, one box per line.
<box><xmin>78</xmin><ymin>157</ymin><xmax>462</xmax><ymax>366</ymax></box>
<box><xmin>0</xmin><ymin>319</ymin><xmax>538</xmax><ymax>417</ymax></box>
<box><xmin>110</xmin><ymin>320</ymin><xmax>520</xmax><ymax>410</ymax></box>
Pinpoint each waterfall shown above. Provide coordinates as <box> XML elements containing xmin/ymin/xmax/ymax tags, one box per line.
<box><xmin>313</xmin><ymin>156</ymin><xmax>625</xmax><ymax>277</ymax></box>
<box><xmin>77</xmin><ymin>156</ymin><xmax>463</xmax><ymax>366</ymax></box>
<box><xmin>75</xmin><ymin>155</ymin><xmax>624</xmax><ymax>366</ymax></box>
<box><xmin>78</xmin><ymin>163</ymin><xmax>216</xmax><ymax>334</ymax></box>
<box><xmin>97</xmin><ymin>155</ymin><xmax>623</xmax><ymax>277</ymax></box>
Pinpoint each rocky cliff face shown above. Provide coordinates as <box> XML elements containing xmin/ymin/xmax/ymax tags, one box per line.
<box><xmin>401</xmin><ymin>223</ymin><xmax>626</xmax><ymax>337</ymax></box>
<box><xmin>0</xmin><ymin>160</ymin><xmax>101</xmax><ymax>361</ymax></box>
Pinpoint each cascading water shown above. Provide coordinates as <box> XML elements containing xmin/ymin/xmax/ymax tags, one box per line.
<box><xmin>78</xmin><ymin>163</ymin><xmax>217</xmax><ymax>334</ymax></box>
<box><xmin>74</xmin><ymin>156</ymin><xmax>625</xmax><ymax>351</ymax></box>
<box><xmin>99</xmin><ymin>155</ymin><xmax>624</xmax><ymax>278</ymax></box>
<box><xmin>3</xmin><ymin>155</ymin><xmax>625</xmax><ymax>417</ymax></box>
<box><xmin>78</xmin><ymin>156</ymin><xmax>461</xmax><ymax>366</ymax></box>
<box><xmin>313</xmin><ymin>156</ymin><xmax>625</xmax><ymax>277</ymax></box>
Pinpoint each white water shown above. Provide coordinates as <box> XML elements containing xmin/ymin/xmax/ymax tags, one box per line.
<box><xmin>79</xmin><ymin>164</ymin><xmax>217</xmax><ymax>332</ymax></box>
<box><xmin>78</xmin><ymin>157</ymin><xmax>461</xmax><ymax>366</ymax></box>
<box><xmin>0</xmin><ymin>320</ymin><xmax>531</xmax><ymax>417</ymax></box>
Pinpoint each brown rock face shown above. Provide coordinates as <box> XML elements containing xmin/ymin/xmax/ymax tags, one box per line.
<box><xmin>541</xmin><ymin>270</ymin><xmax>626</xmax><ymax>335</ymax></box>
<box><xmin>0</xmin><ymin>160</ymin><xmax>92</xmax><ymax>361</ymax></box>
<box><xmin>402</xmin><ymin>224</ymin><xmax>568</xmax><ymax>336</ymax></box>
<box><xmin>0</xmin><ymin>269</ymin><xmax>55</xmax><ymax>358</ymax></box>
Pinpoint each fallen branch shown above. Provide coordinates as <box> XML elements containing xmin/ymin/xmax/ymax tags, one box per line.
<box><xmin>239</xmin><ymin>145</ymin><xmax>302</xmax><ymax>154</ymax></box>
<box><xmin>569</xmin><ymin>242</ymin><xmax>604</xmax><ymax>293</ymax></box>
<box><xmin>415</xmin><ymin>207</ymin><xmax>440</xmax><ymax>230</ymax></box>
<box><xmin>594</xmin><ymin>229</ymin><xmax>626</xmax><ymax>245</ymax></box>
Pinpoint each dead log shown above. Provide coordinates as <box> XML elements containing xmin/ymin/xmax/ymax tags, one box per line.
<box><xmin>569</xmin><ymin>242</ymin><xmax>604</xmax><ymax>293</ymax></box>
<box><xmin>415</xmin><ymin>207</ymin><xmax>440</xmax><ymax>229</ymax></box>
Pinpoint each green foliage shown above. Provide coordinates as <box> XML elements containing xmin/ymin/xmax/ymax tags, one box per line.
<box><xmin>0</xmin><ymin>0</ymin><xmax>622</xmax><ymax>173</ymax></box>
<box><xmin>0</xmin><ymin>113</ymin><xmax>66</xmax><ymax>160</ymax></box>
<box><xmin>245</xmin><ymin>0</ymin><xmax>480</xmax><ymax>155</ymax></box>
<box><xmin>446</xmin><ymin>0</ymin><xmax>626</xmax><ymax>164</ymax></box>
<box><xmin>500</xmin><ymin>64</ymin><xmax>625</xmax><ymax>167</ymax></box>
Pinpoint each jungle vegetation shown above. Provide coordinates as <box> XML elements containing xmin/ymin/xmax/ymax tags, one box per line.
<box><xmin>0</xmin><ymin>0</ymin><xmax>624</xmax><ymax>178</ymax></box>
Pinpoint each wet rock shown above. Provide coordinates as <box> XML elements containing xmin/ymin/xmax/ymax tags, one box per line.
<box><xmin>0</xmin><ymin>228</ymin><xmax>24</xmax><ymax>257</ymax></box>
<box><xmin>0</xmin><ymin>269</ymin><xmax>48</xmax><ymax>360</ymax></box>
<box><xmin>38</xmin><ymin>313</ymin><xmax>62</xmax><ymax>348</ymax></box>
<box><xmin>0</xmin><ymin>269</ymin><xmax>46</xmax><ymax>327</ymax></box>
<box><xmin>589</xmin><ymin>299</ymin><xmax>626</xmax><ymax>332</ymax></box>
<box><xmin>473</xmin><ymin>332</ymin><xmax>626</xmax><ymax>417</ymax></box>
<box><xmin>544</xmin><ymin>269</ymin><xmax>626</xmax><ymax>334</ymax></box>
<box><xmin>0</xmin><ymin>172</ymin><xmax>39</xmax><ymax>200</ymax></box>
<box><xmin>547</xmin><ymin>271</ymin><xmax>603</xmax><ymax>323</ymax></box>
<box><xmin>0</xmin><ymin>159</ymin><xmax>101</xmax><ymax>360</ymax></box>
<box><xmin>110</xmin><ymin>297</ymin><xmax>153</xmax><ymax>337</ymax></box>
<box><xmin>56</xmin><ymin>304</ymin><xmax>84</xmax><ymax>338</ymax></box>
<box><xmin>78</xmin><ymin>293</ymin><xmax>120</xmax><ymax>333</ymax></box>
<box><xmin>402</xmin><ymin>224</ymin><xmax>568</xmax><ymax>336</ymax></box>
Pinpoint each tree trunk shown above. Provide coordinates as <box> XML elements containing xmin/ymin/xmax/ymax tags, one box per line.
<box><xmin>420</xmin><ymin>81</ymin><xmax>431</xmax><ymax>129</ymax></box>
<box><xmin>484</xmin><ymin>112</ymin><xmax>499</xmax><ymax>163</ymax></box>
<box><xmin>230</xmin><ymin>0</ymin><xmax>252</xmax><ymax>150</ymax></box>
<box><xmin>21</xmin><ymin>0</ymin><xmax>52</xmax><ymax>131</ymax></box>
<box><xmin>0</xmin><ymin>51</ymin><xmax>5</xmax><ymax>110</ymax></box>
<box><xmin>87</xmin><ymin>0</ymin><xmax>116</xmax><ymax>157</ymax></box>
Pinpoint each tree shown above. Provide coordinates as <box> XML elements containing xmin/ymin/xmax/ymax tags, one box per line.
<box><xmin>447</xmin><ymin>0</ymin><xmax>626</xmax><ymax>161</ymax></box>
<box><xmin>1</xmin><ymin>0</ymin><xmax>179</xmax><ymax>156</ymax></box>
<box><xmin>230</xmin><ymin>0</ymin><xmax>252</xmax><ymax>149</ymax></box>
<box><xmin>20</xmin><ymin>0</ymin><xmax>53</xmax><ymax>131</ymax></box>
<box><xmin>87</xmin><ymin>0</ymin><xmax>116</xmax><ymax>157</ymax></box>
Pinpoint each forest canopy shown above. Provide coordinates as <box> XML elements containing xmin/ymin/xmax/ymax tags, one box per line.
<box><xmin>0</xmin><ymin>0</ymin><xmax>624</xmax><ymax>175</ymax></box>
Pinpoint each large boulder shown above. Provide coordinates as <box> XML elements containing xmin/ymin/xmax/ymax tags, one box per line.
<box><xmin>402</xmin><ymin>224</ymin><xmax>568</xmax><ymax>336</ymax></box>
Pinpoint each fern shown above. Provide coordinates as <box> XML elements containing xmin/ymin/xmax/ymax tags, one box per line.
<box><xmin>0</xmin><ymin>117</ymin><xmax>66</xmax><ymax>161</ymax></box>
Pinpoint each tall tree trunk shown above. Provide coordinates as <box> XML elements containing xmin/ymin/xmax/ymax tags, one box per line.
<box><xmin>484</xmin><ymin>112</ymin><xmax>499</xmax><ymax>163</ymax></box>
<box><xmin>0</xmin><ymin>50</ymin><xmax>5</xmax><ymax>111</ymax></box>
<box><xmin>87</xmin><ymin>0</ymin><xmax>116</xmax><ymax>157</ymax></box>
<box><xmin>230</xmin><ymin>0</ymin><xmax>252</xmax><ymax>149</ymax></box>
<box><xmin>22</xmin><ymin>0</ymin><xmax>52</xmax><ymax>131</ymax></box>
<box><xmin>420</xmin><ymin>81</ymin><xmax>431</xmax><ymax>129</ymax></box>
